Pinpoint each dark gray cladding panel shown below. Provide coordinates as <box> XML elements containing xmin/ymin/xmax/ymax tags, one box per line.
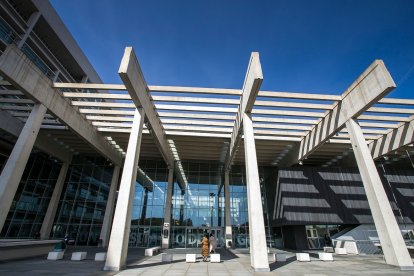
<box><xmin>273</xmin><ymin>167</ymin><xmax>414</xmax><ymax>226</ymax></box>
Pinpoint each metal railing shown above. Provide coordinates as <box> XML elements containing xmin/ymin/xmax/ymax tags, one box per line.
<box><xmin>0</xmin><ymin>16</ymin><xmax>56</xmax><ymax>80</ymax></box>
<box><xmin>20</xmin><ymin>42</ymin><xmax>56</xmax><ymax>79</ymax></box>
<box><xmin>0</xmin><ymin>16</ymin><xmax>16</xmax><ymax>45</ymax></box>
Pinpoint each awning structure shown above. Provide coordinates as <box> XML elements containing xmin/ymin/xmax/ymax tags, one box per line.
<box><xmin>0</xmin><ymin>45</ymin><xmax>413</xmax><ymax>168</ymax></box>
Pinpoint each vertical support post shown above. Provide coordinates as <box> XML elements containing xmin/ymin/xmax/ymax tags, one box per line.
<box><xmin>243</xmin><ymin>113</ymin><xmax>270</xmax><ymax>272</ymax></box>
<box><xmin>179</xmin><ymin>190</ymin><xmax>185</xmax><ymax>223</ymax></box>
<box><xmin>346</xmin><ymin>118</ymin><xmax>413</xmax><ymax>269</ymax></box>
<box><xmin>100</xmin><ymin>165</ymin><xmax>121</xmax><ymax>247</ymax></box>
<box><xmin>40</xmin><ymin>160</ymin><xmax>71</xmax><ymax>239</ymax></box>
<box><xmin>224</xmin><ymin>170</ymin><xmax>232</xmax><ymax>248</ymax></box>
<box><xmin>104</xmin><ymin>108</ymin><xmax>144</xmax><ymax>271</ymax></box>
<box><xmin>140</xmin><ymin>189</ymin><xmax>149</xmax><ymax>223</ymax></box>
<box><xmin>0</xmin><ymin>104</ymin><xmax>47</xmax><ymax>233</ymax></box>
<box><xmin>162</xmin><ymin>168</ymin><xmax>174</xmax><ymax>248</ymax></box>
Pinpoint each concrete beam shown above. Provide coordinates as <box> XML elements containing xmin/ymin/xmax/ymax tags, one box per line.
<box><xmin>0</xmin><ymin>45</ymin><xmax>122</xmax><ymax>165</ymax></box>
<box><xmin>369</xmin><ymin>115</ymin><xmax>414</xmax><ymax>159</ymax></box>
<box><xmin>225</xmin><ymin>52</ymin><xmax>263</xmax><ymax>170</ymax></box>
<box><xmin>298</xmin><ymin>60</ymin><xmax>396</xmax><ymax>161</ymax></box>
<box><xmin>0</xmin><ymin>108</ymin><xmax>72</xmax><ymax>163</ymax></box>
<box><xmin>54</xmin><ymin>83</ymin><xmax>126</xmax><ymax>90</ymax></box>
<box><xmin>118</xmin><ymin>47</ymin><xmax>174</xmax><ymax>168</ymax></box>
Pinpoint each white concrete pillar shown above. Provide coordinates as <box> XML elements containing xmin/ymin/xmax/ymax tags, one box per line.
<box><xmin>104</xmin><ymin>108</ymin><xmax>144</xmax><ymax>271</ymax></box>
<box><xmin>0</xmin><ymin>104</ymin><xmax>47</xmax><ymax>233</ymax></box>
<box><xmin>224</xmin><ymin>170</ymin><xmax>232</xmax><ymax>248</ymax></box>
<box><xmin>99</xmin><ymin>165</ymin><xmax>121</xmax><ymax>247</ymax></box>
<box><xmin>346</xmin><ymin>118</ymin><xmax>413</xmax><ymax>269</ymax></box>
<box><xmin>39</xmin><ymin>160</ymin><xmax>71</xmax><ymax>239</ymax></box>
<box><xmin>162</xmin><ymin>168</ymin><xmax>174</xmax><ymax>248</ymax></box>
<box><xmin>243</xmin><ymin>112</ymin><xmax>269</xmax><ymax>272</ymax></box>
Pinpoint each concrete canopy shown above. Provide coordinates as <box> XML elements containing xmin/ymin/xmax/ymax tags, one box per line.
<box><xmin>1</xmin><ymin>45</ymin><xmax>412</xmax><ymax>167</ymax></box>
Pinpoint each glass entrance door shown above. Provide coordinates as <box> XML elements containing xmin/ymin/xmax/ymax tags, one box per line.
<box><xmin>186</xmin><ymin>228</ymin><xmax>203</xmax><ymax>248</ymax></box>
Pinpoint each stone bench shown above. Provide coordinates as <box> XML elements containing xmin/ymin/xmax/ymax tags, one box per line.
<box><xmin>161</xmin><ymin>253</ymin><xmax>173</xmax><ymax>262</ymax></box>
<box><xmin>71</xmin><ymin>251</ymin><xmax>87</xmax><ymax>261</ymax></box>
<box><xmin>323</xmin><ymin>246</ymin><xmax>334</xmax><ymax>253</ymax></box>
<box><xmin>335</xmin><ymin>248</ymin><xmax>347</xmax><ymax>255</ymax></box>
<box><xmin>186</xmin><ymin>253</ymin><xmax>196</xmax><ymax>263</ymax></box>
<box><xmin>275</xmin><ymin>253</ymin><xmax>287</xmax><ymax>262</ymax></box>
<box><xmin>333</xmin><ymin>240</ymin><xmax>358</xmax><ymax>254</ymax></box>
<box><xmin>144</xmin><ymin>246</ymin><xmax>161</xmax><ymax>256</ymax></box>
<box><xmin>47</xmin><ymin>251</ymin><xmax>64</xmax><ymax>260</ymax></box>
<box><xmin>296</xmin><ymin>253</ymin><xmax>310</xmax><ymax>262</ymax></box>
<box><xmin>210</xmin><ymin>253</ymin><xmax>220</xmax><ymax>263</ymax></box>
<box><xmin>95</xmin><ymin>252</ymin><xmax>107</xmax><ymax>261</ymax></box>
<box><xmin>269</xmin><ymin>253</ymin><xmax>288</xmax><ymax>262</ymax></box>
<box><xmin>318</xmin><ymin>252</ymin><xmax>333</xmax><ymax>261</ymax></box>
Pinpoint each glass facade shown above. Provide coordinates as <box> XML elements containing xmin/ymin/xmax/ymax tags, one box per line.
<box><xmin>0</xmin><ymin>153</ymin><xmax>62</xmax><ymax>238</ymax></box>
<box><xmin>51</xmin><ymin>156</ymin><xmax>113</xmax><ymax>246</ymax></box>
<box><xmin>129</xmin><ymin>160</ymin><xmax>169</xmax><ymax>247</ymax></box>
<box><xmin>170</xmin><ymin>161</ymin><xmax>225</xmax><ymax>248</ymax></box>
<box><xmin>0</xmin><ymin>151</ymin><xmax>273</xmax><ymax>249</ymax></box>
<box><xmin>229</xmin><ymin>165</ymin><xmax>249</xmax><ymax>248</ymax></box>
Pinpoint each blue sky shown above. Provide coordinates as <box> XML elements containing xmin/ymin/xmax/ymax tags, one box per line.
<box><xmin>50</xmin><ymin>0</ymin><xmax>414</xmax><ymax>99</ymax></box>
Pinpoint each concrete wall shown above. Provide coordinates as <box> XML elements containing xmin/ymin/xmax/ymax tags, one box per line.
<box><xmin>273</xmin><ymin>167</ymin><xmax>414</xmax><ymax>226</ymax></box>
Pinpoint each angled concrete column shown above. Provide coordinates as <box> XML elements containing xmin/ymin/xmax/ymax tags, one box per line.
<box><xmin>17</xmin><ymin>11</ymin><xmax>40</xmax><ymax>49</ymax></box>
<box><xmin>40</xmin><ymin>160</ymin><xmax>71</xmax><ymax>239</ymax></box>
<box><xmin>100</xmin><ymin>165</ymin><xmax>121</xmax><ymax>247</ymax></box>
<box><xmin>224</xmin><ymin>170</ymin><xmax>233</xmax><ymax>248</ymax></box>
<box><xmin>243</xmin><ymin>112</ymin><xmax>269</xmax><ymax>272</ymax></box>
<box><xmin>104</xmin><ymin>108</ymin><xmax>144</xmax><ymax>271</ymax></box>
<box><xmin>0</xmin><ymin>104</ymin><xmax>47</xmax><ymax>233</ymax></box>
<box><xmin>346</xmin><ymin>118</ymin><xmax>413</xmax><ymax>269</ymax></box>
<box><xmin>162</xmin><ymin>168</ymin><xmax>174</xmax><ymax>248</ymax></box>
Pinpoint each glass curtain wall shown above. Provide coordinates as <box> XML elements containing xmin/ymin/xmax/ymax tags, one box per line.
<box><xmin>51</xmin><ymin>156</ymin><xmax>113</xmax><ymax>246</ymax></box>
<box><xmin>129</xmin><ymin>160</ymin><xmax>168</xmax><ymax>247</ymax></box>
<box><xmin>0</xmin><ymin>153</ymin><xmax>62</xmax><ymax>238</ymax></box>
<box><xmin>230</xmin><ymin>165</ymin><xmax>249</xmax><ymax>248</ymax></box>
<box><xmin>170</xmin><ymin>161</ymin><xmax>224</xmax><ymax>248</ymax></box>
<box><xmin>230</xmin><ymin>166</ymin><xmax>272</xmax><ymax>249</ymax></box>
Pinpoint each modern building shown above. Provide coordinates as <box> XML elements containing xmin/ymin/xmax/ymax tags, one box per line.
<box><xmin>0</xmin><ymin>0</ymin><xmax>413</xmax><ymax>272</ymax></box>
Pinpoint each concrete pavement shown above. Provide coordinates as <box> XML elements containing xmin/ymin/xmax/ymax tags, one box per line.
<box><xmin>0</xmin><ymin>247</ymin><xmax>412</xmax><ymax>275</ymax></box>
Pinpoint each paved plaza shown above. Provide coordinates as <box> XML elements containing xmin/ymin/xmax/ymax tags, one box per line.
<box><xmin>0</xmin><ymin>247</ymin><xmax>413</xmax><ymax>276</ymax></box>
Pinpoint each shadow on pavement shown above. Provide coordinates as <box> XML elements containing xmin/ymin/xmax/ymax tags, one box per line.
<box><xmin>269</xmin><ymin>256</ymin><xmax>296</xmax><ymax>271</ymax></box>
